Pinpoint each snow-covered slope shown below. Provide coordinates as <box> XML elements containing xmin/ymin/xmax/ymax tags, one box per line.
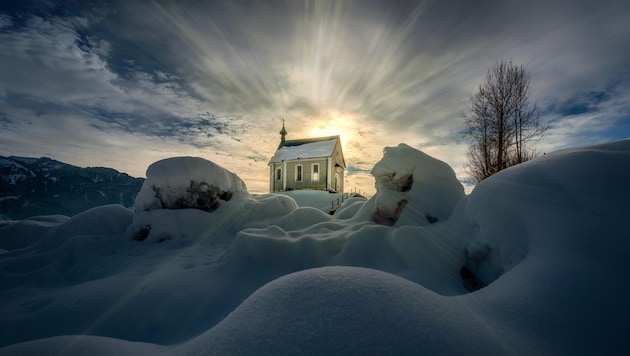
<box><xmin>0</xmin><ymin>157</ymin><xmax>35</xmax><ymax>185</ymax></box>
<box><xmin>0</xmin><ymin>156</ymin><xmax>144</xmax><ymax>220</ymax></box>
<box><xmin>1</xmin><ymin>140</ymin><xmax>629</xmax><ymax>355</ymax></box>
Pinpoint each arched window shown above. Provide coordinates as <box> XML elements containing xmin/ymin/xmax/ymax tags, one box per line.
<box><xmin>295</xmin><ymin>164</ymin><xmax>303</xmax><ymax>182</ymax></box>
<box><xmin>276</xmin><ymin>167</ymin><xmax>282</xmax><ymax>180</ymax></box>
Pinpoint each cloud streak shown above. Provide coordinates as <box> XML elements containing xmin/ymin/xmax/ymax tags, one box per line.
<box><xmin>0</xmin><ymin>0</ymin><xmax>629</xmax><ymax>193</ymax></box>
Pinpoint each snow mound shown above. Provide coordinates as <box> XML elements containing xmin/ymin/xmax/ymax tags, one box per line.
<box><xmin>135</xmin><ymin>157</ymin><xmax>248</xmax><ymax>212</ymax></box>
<box><xmin>370</xmin><ymin>143</ymin><xmax>464</xmax><ymax>226</ymax></box>
<box><xmin>0</xmin><ymin>268</ymin><xmax>512</xmax><ymax>355</ymax></box>
<box><xmin>462</xmin><ymin>138</ymin><xmax>630</xmax><ymax>287</ymax></box>
<box><xmin>0</xmin><ymin>215</ymin><xmax>69</xmax><ymax>251</ymax></box>
<box><xmin>0</xmin><ymin>335</ymin><xmax>164</xmax><ymax>356</ymax></box>
<box><xmin>128</xmin><ymin>208</ymin><xmax>218</xmax><ymax>243</ymax></box>
<box><xmin>241</xmin><ymin>193</ymin><xmax>298</xmax><ymax>222</ymax></box>
<box><xmin>128</xmin><ymin>160</ymin><xmax>306</xmax><ymax>244</ymax></box>
<box><xmin>2</xmin><ymin>140</ymin><xmax>630</xmax><ymax>354</ymax></box>
<box><xmin>232</xmin><ymin>226</ymin><xmax>346</xmax><ymax>272</ymax></box>
<box><xmin>181</xmin><ymin>267</ymin><xmax>511</xmax><ymax>355</ymax></box>
<box><xmin>129</xmin><ymin>157</ymin><xmax>255</xmax><ymax>243</ymax></box>
<box><xmin>334</xmin><ymin>197</ymin><xmax>367</xmax><ymax>219</ymax></box>
<box><xmin>0</xmin><ymin>205</ymin><xmax>135</xmax><ymax>292</ymax></box>
<box><xmin>40</xmin><ymin>205</ymin><xmax>133</xmax><ymax>244</ymax></box>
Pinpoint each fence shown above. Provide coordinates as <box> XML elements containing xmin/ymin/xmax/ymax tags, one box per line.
<box><xmin>330</xmin><ymin>187</ymin><xmax>370</xmax><ymax>212</ymax></box>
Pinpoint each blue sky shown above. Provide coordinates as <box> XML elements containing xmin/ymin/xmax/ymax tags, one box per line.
<box><xmin>1</xmin><ymin>0</ymin><xmax>629</xmax><ymax>194</ymax></box>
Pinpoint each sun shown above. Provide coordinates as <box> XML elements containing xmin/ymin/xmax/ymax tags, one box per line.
<box><xmin>309</xmin><ymin>125</ymin><xmax>344</xmax><ymax>140</ymax></box>
<box><xmin>307</xmin><ymin>110</ymin><xmax>356</xmax><ymax>147</ymax></box>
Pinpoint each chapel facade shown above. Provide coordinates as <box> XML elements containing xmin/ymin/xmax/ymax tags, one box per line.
<box><xmin>268</xmin><ymin>123</ymin><xmax>346</xmax><ymax>193</ymax></box>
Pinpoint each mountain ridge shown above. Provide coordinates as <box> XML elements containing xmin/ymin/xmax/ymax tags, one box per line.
<box><xmin>0</xmin><ymin>156</ymin><xmax>144</xmax><ymax>220</ymax></box>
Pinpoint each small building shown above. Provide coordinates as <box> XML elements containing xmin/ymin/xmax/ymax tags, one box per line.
<box><xmin>269</xmin><ymin>123</ymin><xmax>346</xmax><ymax>193</ymax></box>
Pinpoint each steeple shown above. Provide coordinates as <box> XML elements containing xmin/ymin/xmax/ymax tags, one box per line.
<box><xmin>279</xmin><ymin>118</ymin><xmax>287</xmax><ymax>146</ymax></box>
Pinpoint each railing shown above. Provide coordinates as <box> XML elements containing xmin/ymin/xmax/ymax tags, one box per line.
<box><xmin>330</xmin><ymin>187</ymin><xmax>370</xmax><ymax>212</ymax></box>
<box><xmin>331</xmin><ymin>193</ymin><xmax>350</xmax><ymax>212</ymax></box>
<box><xmin>349</xmin><ymin>187</ymin><xmax>370</xmax><ymax>199</ymax></box>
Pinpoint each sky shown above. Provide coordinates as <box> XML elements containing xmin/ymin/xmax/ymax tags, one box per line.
<box><xmin>0</xmin><ymin>0</ymin><xmax>629</xmax><ymax>194</ymax></box>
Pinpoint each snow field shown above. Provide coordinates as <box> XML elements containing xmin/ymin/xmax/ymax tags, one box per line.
<box><xmin>1</xmin><ymin>140</ymin><xmax>629</xmax><ymax>354</ymax></box>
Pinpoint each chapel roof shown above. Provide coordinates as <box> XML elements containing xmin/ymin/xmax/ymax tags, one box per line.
<box><xmin>269</xmin><ymin>135</ymin><xmax>340</xmax><ymax>163</ymax></box>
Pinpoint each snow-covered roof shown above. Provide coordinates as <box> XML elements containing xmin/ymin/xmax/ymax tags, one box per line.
<box><xmin>269</xmin><ymin>136</ymin><xmax>339</xmax><ymax>163</ymax></box>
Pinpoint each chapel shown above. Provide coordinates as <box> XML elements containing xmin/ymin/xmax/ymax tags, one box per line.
<box><xmin>268</xmin><ymin>123</ymin><xmax>346</xmax><ymax>193</ymax></box>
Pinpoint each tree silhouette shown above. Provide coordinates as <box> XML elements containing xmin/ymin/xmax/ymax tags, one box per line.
<box><xmin>463</xmin><ymin>60</ymin><xmax>545</xmax><ymax>183</ymax></box>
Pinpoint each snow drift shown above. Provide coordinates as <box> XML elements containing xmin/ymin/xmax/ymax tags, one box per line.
<box><xmin>1</xmin><ymin>140</ymin><xmax>629</xmax><ymax>355</ymax></box>
<box><xmin>371</xmin><ymin>143</ymin><xmax>464</xmax><ymax>226</ymax></box>
<box><xmin>135</xmin><ymin>156</ymin><xmax>248</xmax><ymax>212</ymax></box>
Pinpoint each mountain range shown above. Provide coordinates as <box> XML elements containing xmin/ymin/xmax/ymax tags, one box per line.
<box><xmin>0</xmin><ymin>156</ymin><xmax>144</xmax><ymax>220</ymax></box>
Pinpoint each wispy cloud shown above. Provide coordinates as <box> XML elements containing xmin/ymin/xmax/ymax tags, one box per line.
<box><xmin>1</xmin><ymin>0</ymin><xmax>629</xmax><ymax>193</ymax></box>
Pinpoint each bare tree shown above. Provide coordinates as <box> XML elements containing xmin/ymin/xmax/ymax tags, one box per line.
<box><xmin>463</xmin><ymin>60</ymin><xmax>544</xmax><ymax>183</ymax></box>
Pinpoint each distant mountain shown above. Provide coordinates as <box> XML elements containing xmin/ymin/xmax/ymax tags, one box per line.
<box><xmin>0</xmin><ymin>156</ymin><xmax>144</xmax><ymax>220</ymax></box>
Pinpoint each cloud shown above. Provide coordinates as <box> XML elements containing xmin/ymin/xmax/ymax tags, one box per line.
<box><xmin>0</xmin><ymin>16</ymin><xmax>112</xmax><ymax>101</ymax></box>
<box><xmin>1</xmin><ymin>0</ymin><xmax>629</xmax><ymax>194</ymax></box>
<box><xmin>540</xmin><ymin>79</ymin><xmax>630</xmax><ymax>152</ymax></box>
<box><xmin>0</xmin><ymin>10</ymin><xmax>235</xmax><ymax>145</ymax></box>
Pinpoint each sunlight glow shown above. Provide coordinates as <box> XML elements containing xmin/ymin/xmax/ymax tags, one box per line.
<box><xmin>138</xmin><ymin>1</ymin><xmax>434</xmax><ymax>194</ymax></box>
<box><xmin>308</xmin><ymin>111</ymin><xmax>355</xmax><ymax>146</ymax></box>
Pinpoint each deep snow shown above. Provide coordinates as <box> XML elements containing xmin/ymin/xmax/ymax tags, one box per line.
<box><xmin>1</xmin><ymin>140</ymin><xmax>629</xmax><ymax>355</ymax></box>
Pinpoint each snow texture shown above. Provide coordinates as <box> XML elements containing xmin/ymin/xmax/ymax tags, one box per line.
<box><xmin>1</xmin><ymin>140</ymin><xmax>629</xmax><ymax>355</ymax></box>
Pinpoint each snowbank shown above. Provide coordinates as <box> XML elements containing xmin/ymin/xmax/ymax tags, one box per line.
<box><xmin>130</xmin><ymin>157</ymin><xmax>260</xmax><ymax>243</ymax></box>
<box><xmin>179</xmin><ymin>266</ymin><xmax>514</xmax><ymax>355</ymax></box>
<box><xmin>0</xmin><ymin>215</ymin><xmax>69</xmax><ymax>251</ymax></box>
<box><xmin>462</xmin><ymin>139</ymin><xmax>630</xmax><ymax>287</ymax></box>
<box><xmin>370</xmin><ymin>143</ymin><xmax>464</xmax><ymax>226</ymax></box>
<box><xmin>1</xmin><ymin>139</ymin><xmax>630</xmax><ymax>354</ymax></box>
<box><xmin>135</xmin><ymin>156</ymin><xmax>248</xmax><ymax>212</ymax></box>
